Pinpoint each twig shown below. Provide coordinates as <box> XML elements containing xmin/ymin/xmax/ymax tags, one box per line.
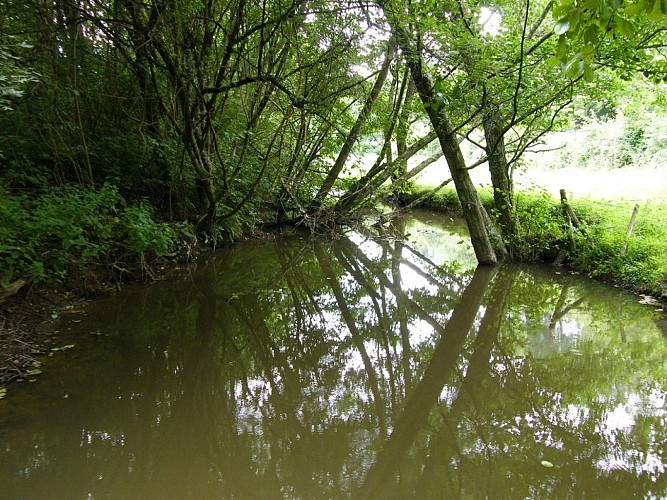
<box><xmin>0</xmin><ymin>277</ymin><xmax>30</xmax><ymax>302</ymax></box>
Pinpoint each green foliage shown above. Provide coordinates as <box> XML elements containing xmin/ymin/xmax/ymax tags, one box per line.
<box><xmin>0</xmin><ymin>184</ymin><xmax>181</xmax><ymax>286</ymax></box>
<box><xmin>509</xmin><ymin>190</ymin><xmax>568</xmax><ymax>261</ymax></box>
<box><xmin>0</xmin><ymin>36</ymin><xmax>37</xmax><ymax>112</ymax></box>
<box><xmin>552</xmin><ymin>0</ymin><xmax>667</xmax><ymax>81</ymax></box>
<box><xmin>0</xmin><ymin>0</ymin><xmax>665</xmax><ymax>278</ymax></box>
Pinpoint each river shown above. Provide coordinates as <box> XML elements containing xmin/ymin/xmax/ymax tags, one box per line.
<box><xmin>1</xmin><ymin>211</ymin><xmax>665</xmax><ymax>498</ymax></box>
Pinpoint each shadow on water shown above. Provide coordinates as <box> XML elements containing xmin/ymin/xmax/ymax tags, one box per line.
<box><xmin>0</xmin><ymin>211</ymin><xmax>666</xmax><ymax>498</ymax></box>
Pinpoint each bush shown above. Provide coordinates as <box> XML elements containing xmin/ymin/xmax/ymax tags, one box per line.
<box><xmin>0</xmin><ymin>183</ymin><xmax>182</xmax><ymax>287</ymax></box>
<box><xmin>508</xmin><ymin>190</ymin><xmax>568</xmax><ymax>262</ymax></box>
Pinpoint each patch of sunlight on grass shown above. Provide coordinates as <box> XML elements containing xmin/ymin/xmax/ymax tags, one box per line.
<box><xmin>412</xmin><ymin>139</ymin><xmax>667</xmax><ymax>202</ymax></box>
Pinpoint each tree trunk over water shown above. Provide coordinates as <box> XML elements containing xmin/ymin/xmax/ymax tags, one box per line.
<box><xmin>483</xmin><ymin>104</ymin><xmax>515</xmax><ymax>241</ymax></box>
<box><xmin>386</xmin><ymin>14</ymin><xmax>497</xmax><ymax>265</ymax></box>
<box><xmin>311</xmin><ymin>38</ymin><xmax>396</xmax><ymax>208</ymax></box>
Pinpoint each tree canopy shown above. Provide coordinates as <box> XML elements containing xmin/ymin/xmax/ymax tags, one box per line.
<box><xmin>1</xmin><ymin>0</ymin><xmax>666</xmax><ymax>265</ymax></box>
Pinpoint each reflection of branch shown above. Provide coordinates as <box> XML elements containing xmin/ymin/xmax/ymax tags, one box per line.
<box><xmin>453</xmin><ymin>270</ymin><xmax>514</xmax><ymax>416</ymax></box>
<box><xmin>274</xmin><ymin>241</ymin><xmax>327</xmax><ymax>334</ymax></box>
<box><xmin>336</xmin><ymin>239</ymin><xmax>458</xmax><ymax>335</ymax></box>
<box><xmin>548</xmin><ymin>286</ymin><xmax>587</xmax><ymax>332</ymax></box>
<box><xmin>402</xmin><ymin>244</ymin><xmax>466</xmax><ymax>288</ymax></box>
<box><xmin>358</xmin><ymin>266</ymin><xmax>496</xmax><ymax>498</ymax></box>
<box><xmin>316</xmin><ymin>245</ymin><xmax>388</xmax><ymax>435</ymax></box>
<box><xmin>392</xmin><ymin>239</ymin><xmax>413</xmax><ymax>395</ymax></box>
<box><xmin>491</xmin><ymin>343</ymin><xmax>599</xmax><ymax>455</ymax></box>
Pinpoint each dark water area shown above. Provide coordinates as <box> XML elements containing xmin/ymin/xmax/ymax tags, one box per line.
<box><xmin>1</xmin><ymin>211</ymin><xmax>666</xmax><ymax>499</ymax></box>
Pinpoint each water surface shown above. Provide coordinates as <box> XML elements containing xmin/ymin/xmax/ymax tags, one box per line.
<box><xmin>1</xmin><ymin>212</ymin><xmax>665</xmax><ymax>498</ymax></box>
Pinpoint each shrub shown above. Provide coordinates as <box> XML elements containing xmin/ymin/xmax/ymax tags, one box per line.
<box><xmin>508</xmin><ymin>190</ymin><xmax>568</xmax><ymax>262</ymax></box>
<box><xmin>0</xmin><ymin>183</ymin><xmax>182</xmax><ymax>287</ymax></box>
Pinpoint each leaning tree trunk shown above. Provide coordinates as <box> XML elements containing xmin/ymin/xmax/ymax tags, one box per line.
<box><xmin>386</xmin><ymin>14</ymin><xmax>497</xmax><ymax>265</ymax></box>
<box><xmin>311</xmin><ymin>38</ymin><xmax>396</xmax><ymax>209</ymax></box>
<box><xmin>393</xmin><ymin>72</ymin><xmax>415</xmax><ymax>182</ymax></box>
<box><xmin>482</xmin><ymin>103</ymin><xmax>516</xmax><ymax>242</ymax></box>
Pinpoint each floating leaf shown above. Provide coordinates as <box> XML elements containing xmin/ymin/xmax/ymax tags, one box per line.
<box><xmin>541</xmin><ymin>460</ymin><xmax>554</xmax><ymax>468</ymax></box>
<box><xmin>25</xmin><ymin>368</ymin><xmax>42</xmax><ymax>376</ymax></box>
<box><xmin>0</xmin><ymin>388</ymin><xmax>6</xmax><ymax>400</ymax></box>
<box><xmin>51</xmin><ymin>312</ymin><xmax>59</xmax><ymax>319</ymax></box>
<box><xmin>51</xmin><ymin>344</ymin><xmax>75</xmax><ymax>352</ymax></box>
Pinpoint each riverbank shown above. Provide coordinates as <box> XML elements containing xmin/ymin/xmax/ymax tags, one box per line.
<box><xmin>0</xmin><ymin>219</ymin><xmax>285</xmax><ymax>387</ymax></box>
<box><xmin>2</xmin><ymin>181</ymin><xmax>666</xmax><ymax>387</ymax></box>
<box><xmin>0</xmin><ymin>256</ymin><xmax>186</xmax><ymax>386</ymax></box>
<box><xmin>404</xmin><ymin>184</ymin><xmax>667</xmax><ymax>303</ymax></box>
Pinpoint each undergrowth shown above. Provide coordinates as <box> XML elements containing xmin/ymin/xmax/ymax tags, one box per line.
<box><xmin>569</xmin><ymin>200</ymin><xmax>667</xmax><ymax>294</ymax></box>
<box><xmin>0</xmin><ymin>183</ymin><xmax>189</xmax><ymax>287</ymax></box>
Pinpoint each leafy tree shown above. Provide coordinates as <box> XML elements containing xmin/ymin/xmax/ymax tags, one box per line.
<box><xmin>0</xmin><ymin>37</ymin><xmax>36</xmax><ymax>112</ymax></box>
<box><xmin>552</xmin><ymin>0</ymin><xmax>667</xmax><ymax>80</ymax></box>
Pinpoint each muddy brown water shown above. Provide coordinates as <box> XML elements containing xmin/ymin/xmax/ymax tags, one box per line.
<box><xmin>1</xmin><ymin>211</ymin><xmax>665</xmax><ymax>499</ymax></box>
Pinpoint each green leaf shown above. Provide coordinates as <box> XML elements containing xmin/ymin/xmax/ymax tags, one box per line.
<box><xmin>624</xmin><ymin>3</ymin><xmax>645</xmax><ymax>15</ymax></box>
<box><xmin>583</xmin><ymin>62</ymin><xmax>596</xmax><ymax>81</ymax></box>
<box><xmin>583</xmin><ymin>25</ymin><xmax>601</xmax><ymax>45</ymax></box>
<box><xmin>0</xmin><ymin>388</ymin><xmax>6</xmax><ymax>399</ymax></box>
<box><xmin>557</xmin><ymin>36</ymin><xmax>569</xmax><ymax>58</ymax></box>
<box><xmin>616</xmin><ymin>16</ymin><xmax>635</xmax><ymax>37</ymax></box>
<box><xmin>649</xmin><ymin>0</ymin><xmax>666</xmax><ymax>20</ymax></box>
<box><xmin>568</xmin><ymin>9</ymin><xmax>581</xmax><ymax>30</ymax></box>
<box><xmin>554</xmin><ymin>17</ymin><xmax>571</xmax><ymax>34</ymax></box>
<box><xmin>564</xmin><ymin>56</ymin><xmax>585</xmax><ymax>78</ymax></box>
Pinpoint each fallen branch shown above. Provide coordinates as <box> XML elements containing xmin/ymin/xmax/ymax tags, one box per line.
<box><xmin>0</xmin><ymin>278</ymin><xmax>30</xmax><ymax>302</ymax></box>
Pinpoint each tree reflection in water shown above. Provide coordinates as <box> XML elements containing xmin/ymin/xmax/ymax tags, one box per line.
<box><xmin>0</xmin><ymin>214</ymin><xmax>666</xmax><ymax>498</ymax></box>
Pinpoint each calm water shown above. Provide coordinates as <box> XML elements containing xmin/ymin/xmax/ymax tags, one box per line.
<box><xmin>1</xmin><ymin>212</ymin><xmax>666</xmax><ymax>499</ymax></box>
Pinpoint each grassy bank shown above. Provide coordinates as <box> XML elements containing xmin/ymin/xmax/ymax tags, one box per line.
<box><xmin>407</xmin><ymin>185</ymin><xmax>667</xmax><ymax>299</ymax></box>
